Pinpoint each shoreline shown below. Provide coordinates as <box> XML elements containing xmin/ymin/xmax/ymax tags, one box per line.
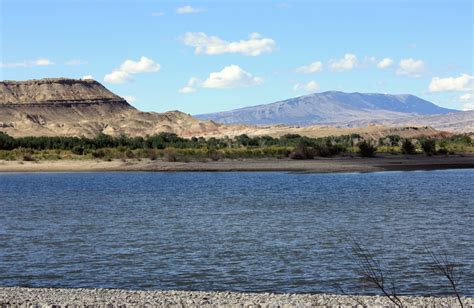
<box><xmin>0</xmin><ymin>154</ymin><xmax>473</xmax><ymax>173</ymax></box>
<box><xmin>1</xmin><ymin>287</ymin><xmax>472</xmax><ymax>306</ymax></box>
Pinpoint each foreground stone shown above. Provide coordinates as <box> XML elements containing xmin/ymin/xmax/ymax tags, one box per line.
<box><xmin>0</xmin><ymin>287</ymin><xmax>472</xmax><ymax>307</ymax></box>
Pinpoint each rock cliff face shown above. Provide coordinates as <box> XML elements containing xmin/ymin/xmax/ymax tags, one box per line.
<box><xmin>0</xmin><ymin>78</ymin><xmax>131</xmax><ymax>106</ymax></box>
<box><xmin>0</xmin><ymin>78</ymin><xmax>226</xmax><ymax>137</ymax></box>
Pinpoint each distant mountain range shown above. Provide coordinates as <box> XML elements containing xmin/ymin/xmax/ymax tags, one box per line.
<box><xmin>196</xmin><ymin>91</ymin><xmax>457</xmax><ymax>126</ymax></box>
<box><xmin>0</xmin><ymin>79</ymin><xmax>471</xmax><ymax>138</ymax></box>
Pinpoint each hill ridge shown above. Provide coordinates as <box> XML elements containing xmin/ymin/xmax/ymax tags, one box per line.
<box><xmin>196</xmin><ymin>91</ymin><xmax>457</xmax><ymax>126</ymax></box>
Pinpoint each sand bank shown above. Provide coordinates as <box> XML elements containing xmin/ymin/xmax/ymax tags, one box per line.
<box><xmin>0</xmin><ymin>154</ymin><xmax>473</xmax><ymax>173</ymax></box>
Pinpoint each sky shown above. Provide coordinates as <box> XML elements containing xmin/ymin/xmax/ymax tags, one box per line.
<box><xmin>1</xmin><ymin>0</ymin><xmax>473</xmax><ymax>114</ymax></box>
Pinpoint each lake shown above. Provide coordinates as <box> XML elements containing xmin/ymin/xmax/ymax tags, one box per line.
<box><xmin>0</xmin><ymin>170</ymin><xmax>473</xmax><ymax>296</ymax></box>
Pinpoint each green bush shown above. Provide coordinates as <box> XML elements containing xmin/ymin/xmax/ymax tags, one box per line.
<box><xmin>401</xmin><ymin>139</ymin><xmax>416</xmax><ymax>155</ymax></box>
<box><xmin>421</xmin><ymin>139</ymin><xmax>436</xmax><ymax>156</ymax></box>
<box><xmin>72</xmin><ymin>146</ymin><xmax>84</xmax><ymax>155</ymax></box>
<box><xmin>358</xmin><ymin>140</ymin><xmax>377</xmax><ymax>157</ymax></box>
<box><xmin>289</xmin><ymin>142</ymin><xmax>314</xmax><ymax>160</ymax></box>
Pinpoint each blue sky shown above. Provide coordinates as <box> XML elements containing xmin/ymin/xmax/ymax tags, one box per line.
<box><xmin>1</xmin><ymin>0</ymin><xmax>473</xmax><ymax>114</ymax></box>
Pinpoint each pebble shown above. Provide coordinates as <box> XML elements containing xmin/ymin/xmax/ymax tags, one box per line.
<box><xmin>0</xmin><ymin>287</ymin><xmax>472</xmax><ymax>307</ymax></box>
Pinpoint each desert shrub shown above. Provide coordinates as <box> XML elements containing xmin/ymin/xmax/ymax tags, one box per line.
<box><xmin>437</xmin><ymin>148</ymin><xmax>449</xmax><ymax>155</ymax></box>
<box><xmin>147</xmin><ymin>149</ymin><xmax>158</xmax><ymax>160</ymax></box>
<box><xmin>314</xmin><ymin>142</ymin><xmax>346</xmax><ymax>157</ymax></box>
<box><xmin>22</xmin><ymin>153</ymin><xmax>36</xmax><ymax>161</ymax></box>
<box><xmin>358</xmin><ymin>140</ymin><xmax>377</xmax><ymax>157</ymax></box>
<box><xmin>290</xmin><ymin>142</ymin><xmax>314</xmax><ymax>160</ymax></box>
<box><xmin>163</xmin><ymin>149</ymin><xmax>177</xmax><ymax>162</ymax></box>
<box><xmin>72</xmin><ymin>146</ymin><xmax>84</xmax><ymax>155</ymax></box>
<box><xmin>91</xmin><ymin>149</ymin><xmax>106</xmax><ymax>159</ymax></box>
<box><xmin>125</xmin><ymin>149</ymin><xmax>135</xmax><ymax>159</ymax></box>
<box><xmin>208</xmin><ymin>149</ymin><xmax>223</xmax><ymax>161</ymax></box>
<box><xmin>401</xmin><ymin>139</ymin><xmax>416</xmax><ymax>155</ymax></box>
<box><xmin>421</xmin><ymin>139</ymin><xmax>436</xmax><ymax>156</ymax></box>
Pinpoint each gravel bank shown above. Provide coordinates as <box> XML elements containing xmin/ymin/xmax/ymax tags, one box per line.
<box><xmin>0</xmin><ymin>287</ymin><xmax>472</xmax><ymax>307</ymax></box>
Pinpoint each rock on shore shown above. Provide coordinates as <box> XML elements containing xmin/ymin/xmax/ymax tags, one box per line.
<box><xmin>0</xmin><ymin>287</ymin><xmax>472</xmax><ymax>307</ymax></box>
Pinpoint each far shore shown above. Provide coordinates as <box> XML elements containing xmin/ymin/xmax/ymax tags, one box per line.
<box><xmin>0</xmin><ymin>154</ymin><xmax>473</xmax><ymax>173</ymax></box>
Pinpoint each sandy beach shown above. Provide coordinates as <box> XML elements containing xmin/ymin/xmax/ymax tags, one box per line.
<box><xmin>1</xmin><ymin>287</ymin><xmax>472</xmax><ymax>307</ymax></box>
<box><xmin>0</xmin><ymin>154</ymin><xmax>473</xmax><ymax>173</ymax></box>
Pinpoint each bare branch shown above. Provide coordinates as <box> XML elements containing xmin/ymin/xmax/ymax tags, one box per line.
<box><xmin>426</xmin><ymin>248</ymin><xmax>464</xmax><ymax>308</ymax></box>
<box><xmin>349</xmin><ymin>240</ymin><xmax>404</xmax><ymax>307</ymax></box>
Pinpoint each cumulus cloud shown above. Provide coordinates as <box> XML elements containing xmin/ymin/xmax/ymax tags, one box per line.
<box><xmin>377</xmin><ymin>58</ymin><xmax>394</xmax><ymax>69</ymax></box>
<box><xmin>179</xmin><ymin>65</ymin><xmax>262</xmax><ymax>92</ymax></box>
<box><xmin>329</xmin><ymin>53</ymin><xmax>358</xmax><ymax>71</ymax></box>
<box><xmin>65</xmin><ymin>59</ymin><xmax>87</xmax><ymax>66</ymax></box>
<box><xmin>176</xmin><ymin>5</ymin><xmax>205</xmax><ymax>14</ymax></box>
<box><xmin>151</xmin><ymin>11</ymin><xmax>165</xmax><ymax>17</ymax></box>
<box><xmin>293</xmin><ymin>80</ymin><xmax>319</xmax><ymax>92</ymax></box>
<box><xmin>428</xmin><ymin>74</ymin><xmax>473</xmax><ymax>92</ymax></box>
<box><xmin>81</xmin><ymin>75</ymin><xmax>94</xmax><ymax>80</ymax></box>
<box><xmin>296</xmin><ymin>61</ymin><xmax>323</xmax><ymax>74</ymax></box>
<box><xmin>179</xmin><ymin>77</ymin><xmax>200</xmax><ymax>94</ymax></box>
<box><xmin>202</xmin><ymin>65</ymin><xmax>262</xmax><ymax>88</ymax></box>
<box><xmin>104</xmin><ymin>56</ymin><xmax>161</xmax><ymax>84</ymax></box>
<box><xmin>396</xmin><ymin>58</ymin><xmax>425</xmax><ymax>77</ymax></box>
<box><xmin>119</xmin><ymin>56</ymin><xmax>161</xmax><ymax>73</ymax></box>
<box><xmin>182</xmin><ymin>32</ymin><xmax>276</xmax><ymax>56</ymax></box>
<box><xmin>0</xmin><ymin>58</ymin><xmax>55</xmax><ymax>68</ymax></box>
<box><xmin>104</xmin><ymin>70</ymin><xmax>133</xmax><ymax>84</ymax></box>
<box><xmin>122</xmin><ymin>95</ymin><xmax>137</xmax><ymax>103</ymax></box>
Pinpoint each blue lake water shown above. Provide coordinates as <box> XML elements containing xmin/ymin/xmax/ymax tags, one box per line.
<box><xmin>0</xmin><ymin>170</ymin><xmax>473</xmax><ymax>296</ymax></box>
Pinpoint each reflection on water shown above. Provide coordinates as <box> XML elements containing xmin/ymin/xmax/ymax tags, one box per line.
<box><xmin>0</xmin><ymin>170</ymin><xmax>473</xmax><ymax>295</ymax></box>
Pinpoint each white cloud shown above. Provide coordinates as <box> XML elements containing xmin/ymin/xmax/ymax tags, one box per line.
<box><xmin>458</xmin><ymin>93</ymin><xmax>474</xmax><ymax>111</ymax></box>
<box><xmin>396</xmin><ymin>58</ymin><xmax>425</xmax><ymax>77</ymax></box>
<box><xmin>293</xmin><ymin>80</ymin><xmax>319</xmax><ymax>92</ymax></box>
<box><xmin>202</xmin><ymin>65</ymin><xmax>262</xmax><ymax>88</ymax></box>
<box><xmin>180</xmin><ymin>65</ymin><xmax>262</xmax><ymax>92</ymax></box>
<box><xmin>81</xmin><ymin>75</ymin><xmax>94</xmax><ymax>80</ymax></box>
<box><xmin>104</xmin><ymin>70</ymin><xmax>133</xmax><ymax>84</ymax></box>
<box><xmin>104</xmin><ymin>56</ymin><xmax>161</xmax><ymax>84</ymax></box>
<box><xmin>1</xmin><ymin>58</ymin><xmax>55</xmax><ymax>68</ymax></box>
<box><xmin>179</xmin><ymin>77</ymin><xmax>200</xmax><ymax>94</ymax></box>
<box><xmin>428</xmin><ymin>74</ymin><xmax>473</xmax><ymax>92</ymax></box>
<box><xmin>296</xmin><ymin>61</ymin><xmax>323</xmax><ymax>74</ymax></box>
<box><xmin>460</xmin><ymin>93</ymin><xmax>473</xmax><ymax>101</ymax></box>
<box><xmin>182</xmin><ymin>32</ymin><xmax>276</xmax><ymax>56</ymax></box>
<box><xmin>179</xmin><ymin>86</ymin><xmax>197</xmax><ymax>94</ymax></box>
<box><xmin>329</xmin><ymin>53</ymin><xmax>358</xmax><ymax>71</ymax></box>
<box><xmin>34</xmin><ymin>58</ymin><xmax>55</xmax><ymax>66</ymax></box>
<box><xmin>377</xmin><ymin>58</ymin><xmax>394</xmax><ymax>69</ymax></box>
<box><xmin>123</xmin><ymin>95</ymin><xmax>136</xmax><ymax>103</ymax></box>
<box><xmin>119</xmin><ymin>56</ymin><xmax>161</xmax><ymax>73</ymax></box>
<box><xmin>462</xmin><ymin>103</ymin><xmax>474</xmax><ymax>111</ymax></box>
<box><xmin>65</xmin><ymin>59</ymin><xmax>87</xmax><ymax>66</ymax></box>
<box><xmin>151</xmin><ymin>11</ymin><xmax>165</xmax><ymax>17</ymax></box>
<box><xmin>176</xmin><ymin>5</ymin><xmax>205</xmax><ymax>14</ymax></box>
